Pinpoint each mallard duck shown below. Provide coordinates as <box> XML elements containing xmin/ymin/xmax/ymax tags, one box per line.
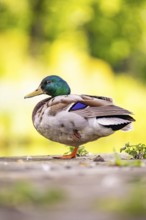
<box><xmin>25</xmin><ymin>75</ymin><xmax>135</xmax><ymax>159</ymax></box>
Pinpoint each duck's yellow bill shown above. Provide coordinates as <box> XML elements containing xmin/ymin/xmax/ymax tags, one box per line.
<box><xmin>24</xmin><ymin>86</ymin><xmax>44</xmax><ymax>98</ymax></box>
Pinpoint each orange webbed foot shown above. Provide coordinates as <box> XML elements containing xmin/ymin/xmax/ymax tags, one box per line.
<box><xmin>53</xmin><ymin>147</ymin><xmax>78</xmax><ymax>159</ymax></box>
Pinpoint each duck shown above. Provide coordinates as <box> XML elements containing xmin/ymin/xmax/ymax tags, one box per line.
<box><xmin>24</xmin><ymin>75</ymin><xmax>135</xmax><ymax>159</ymax></box>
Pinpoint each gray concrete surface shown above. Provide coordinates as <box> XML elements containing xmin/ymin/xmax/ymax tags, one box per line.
<box><xmin>0</xmin><ymin>154</ymin><xmax>146</xmax><ymax>220</ymax></box>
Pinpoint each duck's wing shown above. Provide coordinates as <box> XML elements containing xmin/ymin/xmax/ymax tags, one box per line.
<box><xmin>68</xmin><ymin>95</ymin><xmax>135</xmax><ymax>127</ymax></box>
<box><xmin>67</xmin><ymin>95</ymin><xmax>135</xmax><ymax>131</ymax></box>
<box><xmin>47</xmin><ymin>94</ymin><xmax>113</xmax><ymax>115</ymax></box>
<box><xmin>46</xmin><ymin>94</ymin><xmax>134</xmax><ymax>121</ymax></box>
<box><xmin>66</xmin><ymin>95</ymin><xmax>134</xmax><ymax>119</ymax></box>
<box><xmin>70</xmin><ymin>104</ymin><xmax>134</xmax><ymax>118</ymax></box>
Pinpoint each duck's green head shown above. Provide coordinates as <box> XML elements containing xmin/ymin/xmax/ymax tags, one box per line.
<box><xmin>24</xmin><ymin>75</ymin><xmax>71</xmax><ymax>98</ymax></box>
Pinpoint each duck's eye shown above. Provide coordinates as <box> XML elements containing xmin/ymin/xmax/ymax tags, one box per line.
<box><xmin>44</xmin><ymin>80</ymin><xmax>51</xmax><ymax>85</ymax></box>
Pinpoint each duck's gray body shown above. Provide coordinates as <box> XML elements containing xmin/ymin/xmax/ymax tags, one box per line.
<box><xmin>32</xmin><ymin>94</ymin><xmax>134</xmax><ymax>147</ymax></box>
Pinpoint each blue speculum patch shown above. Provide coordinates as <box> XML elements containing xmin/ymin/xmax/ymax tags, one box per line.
<box><xmin>69</xmin><ymin>102</ymin><xmax>87</xmax><ymax>111</ymax></box>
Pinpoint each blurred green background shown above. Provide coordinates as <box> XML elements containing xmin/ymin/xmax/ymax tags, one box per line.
<box><xmin>0</xmin><ymin>0</ymin><xmax>146</xmax><ymax>156</ymax></box>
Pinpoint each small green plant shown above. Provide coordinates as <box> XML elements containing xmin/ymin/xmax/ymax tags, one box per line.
<box><xmin>120</xmin><ymin>143</ymin><xmax>146</xmax><ymax>159</ymax></box>
<box><xmin>65</xmin><ymin>146</ymin><xmax>88</xmax><ymax>157</ymax></box>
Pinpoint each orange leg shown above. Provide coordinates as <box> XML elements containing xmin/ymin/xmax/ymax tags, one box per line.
<box><xmin>54</xmin><ymin>147</ymin><xmax>78</xmax><ymax>159</ymax></box>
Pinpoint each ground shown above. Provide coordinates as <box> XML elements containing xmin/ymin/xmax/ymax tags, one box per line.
<box><xmin>0</xmin><ymin>153</ymin><xmax>146</xmax><ymax>220</ymax></box>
